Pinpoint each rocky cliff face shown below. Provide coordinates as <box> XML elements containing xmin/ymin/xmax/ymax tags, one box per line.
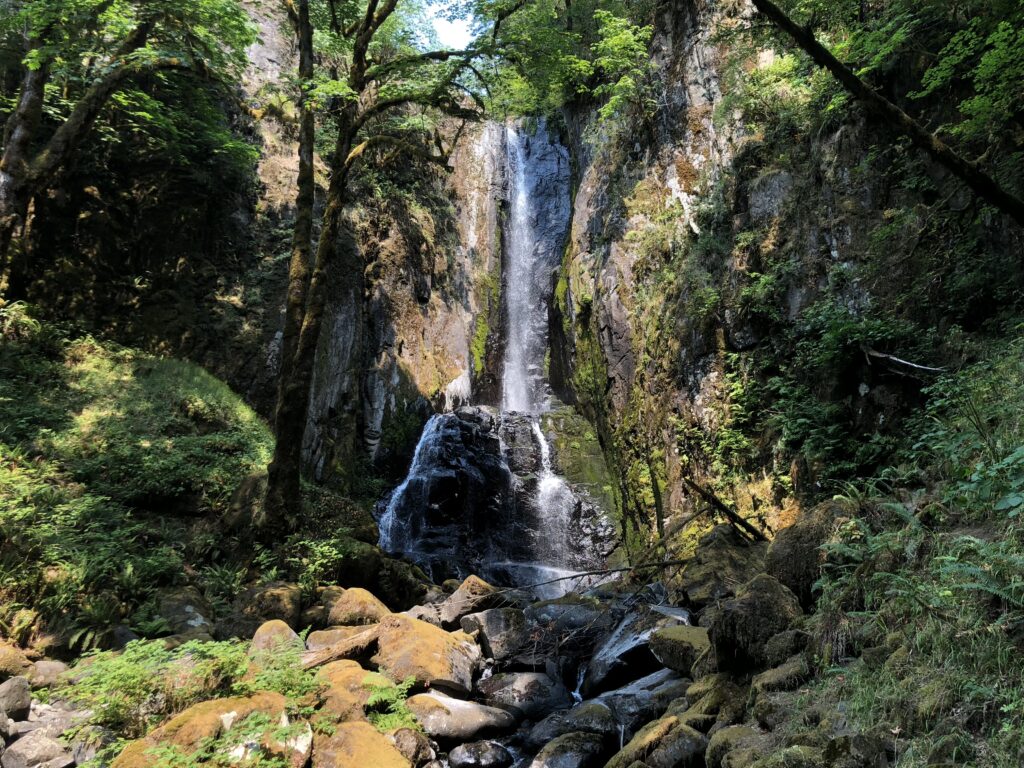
<box><xmin>549</xmin><ymin>0</ymin><xmax>1020</xmax><ymax>551</ymax></box>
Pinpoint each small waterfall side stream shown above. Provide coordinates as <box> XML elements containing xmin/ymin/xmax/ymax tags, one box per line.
<box><xmin>377</xmin><ymin>120</ymin><xmax>612</xmax><ymax>596</ymax></box>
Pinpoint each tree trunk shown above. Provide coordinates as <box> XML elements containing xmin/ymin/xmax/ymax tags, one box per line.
<box><xmin>0</xmin><ymin>57</ymin><xmax>48</xmax><ymax>281</ymax></box>
<box><xmin>262</xmin><ymin>107</ymin><xmax>357</xmax><ymax>531</ymax></box>
<box><xmin>751</xmin><ymin>0</ymin><xmax>1024</xmax><ymax>230</ymax></box>
<box><xmin>263</xmin><ymin>0</ymin><xmax>318</xmax><ymax>527</ymax></box>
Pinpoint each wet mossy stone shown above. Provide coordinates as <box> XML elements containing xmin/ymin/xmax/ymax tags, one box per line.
<box><xmin>604</xmin><ymin>715</ymin><xmax>707</xmax><ymax>768</ymax></box>
<box><xmin>650</xmin><ymin>625</ymin><xmax>712</xmax><ymax>676</ymax></box>
<box><xmin>751</xmin><ymin>654</ymin><xmax>812</xmax><ymax>696</ymax></box>
<box><xmin>748</xmin><ymin>745</ymin><xmax>825</xmax><ymax>768</ymax></box>
<box><xmin>529</xmin><ymin>731</ymin><xmax>607</xmax><ymax>768</ymax></box>
<box><xmin>705</xmin><ymin>725</ymin><xmax>769</xmax><ymax>768</ymax></box>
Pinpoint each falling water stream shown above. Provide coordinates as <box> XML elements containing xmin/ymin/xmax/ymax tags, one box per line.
<box><xmin>379</xmin><ymin>120</ymin><xmax>598</xmax><ymax>595</ymax></box>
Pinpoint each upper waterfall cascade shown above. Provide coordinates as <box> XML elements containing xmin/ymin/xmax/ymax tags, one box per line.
<box><xmin>377</xmin><ymin>120</ymin><xmax>614</xmax><ymax>594</ymax></box>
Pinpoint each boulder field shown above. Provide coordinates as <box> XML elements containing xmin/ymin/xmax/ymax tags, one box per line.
<box><xmin>0</xmin><ymin>516</ymin><xmax>893</xmax><ymax>768</ymax></box>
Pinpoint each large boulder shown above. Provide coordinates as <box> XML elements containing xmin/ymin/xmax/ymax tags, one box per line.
<box><xmin>217</xmin><ymin>582</ymin><xmax>304</xmax><ymax>639</ymax></box>
<box><xmin>528</xmin><ymin>731</ymin><xmax>607</xmax><ymax>768</ymax></box>
<box><xmin>157</xmin><ymin>586</ymin><xmax>214</xmax><ymax>637</ymax></box>
<box><xmin>249</xmin><ymin>620</ymin><xmax>302</xmax><ymax>655</ymax></box>
<box><xmin>372</xmin><ymin>615</ymin><xmax>481</xmax><ymax>694</ymax></box>
<box><xmin>681</xmin><ymin>675</ymin><xmax>749</xmax><ymax>731</ymax></box>
<box><xmin>750</xmin><ymin>746</ymin><xmax>825</xmax><ymax>768</ymax></box>
<box><xmin>766</xmin><ymin>502</ymin><xmax>846</xmax><ymax>609</ymax></box>
<box><xmin>406</xmin><ymin>692</ymin><xmax>516</xmax><ymax>740</ymax></box>
<box><xmin>448</xmin><ymin>741</ymin><xmax>514</xmax><ymax>768</ymax></box>
<box><xmin>705</xmin><ymin>725</ymin><xmax>769</xmax><ymax>768</ymax></box>
<box><xmin>707</xmin><ymin>575</ymin><xmax>803</xmax><ymax>670</ymax></box>
<box><xmin>649</xmin><ymin>625</ymin><xmax>711</xmax><ymax>677</ymax></box>
<box><xmin>27</xmin><ymin>661</ymin><xmax>68</xmax><ymax>689</ymax></box>
<box><xmin>0</xmin><ymin>729</ymin><xmax>74</xmax><ymax>768</ymax></box>
<box><xmin>526</xmin><ymin>701</ymin><xmax>619</xmax><ymax>749</ymax></box>
<box><xmin>581</xmin><ymin>608</ymin><xmax>678</xmax><ymax>697</ymax></box>
<box><xmin>460</xmin><ymin>609</ymin><xmax>530</xmax><ymax>662</ymax></box>
<box><xmin>0</xmin><ymin>643</ymin><xmax>31</xmax><ymax>682</ymax></box>
<box><xmin>604</xmin><ymin>715</ymin><xmax>707</xmax><ymax>768</ymax></box>
<box><xmin>678</xmin><ymin>526</ymin><xmax>768</xmax><ymax>609</ymax></box>
<box><xmin>111</xmin><ymin>692</ymin><xmax>291</xmax><ymax>768</ymax></box>
<box><xmin>477</xmin><ymin>672</ymin><xmax>571</xmax><ymax>720</ymax></box>
<box><xmin>0</xmin><ymin>676</ymin><xmax>31</xmax><ymax>720</ymax></box>
<box><xmin>316</xmin><ymin>660</ymin><xmax>392</xmax><ymax>722</ymax></box>
<box><xmin>327</xmin><ymin>588</ymin><xmax>391</xmax><ymax>626</ymax></box>
<box><xmin>311</xmin><ymin>721</ymin><xmax>411</xmax><ymax>768</ymax></box>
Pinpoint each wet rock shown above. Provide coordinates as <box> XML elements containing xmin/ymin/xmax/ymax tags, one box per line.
<box><xmin>766</xmin><ymin>502</ymin><xmax>845</xmax><ymax>609</ymax></box>
<box><xmin>316</xmin><ymin>660</ymin><xmax>392</xmax><ymax>722</ymax></box>
<box><xmin>649</xmin><ymin>625</ymin><xmax>711</xmax><ymax>677</ymax></box>
<box><xmin>372</xmin><ymin>614</ymin><xmax>481</xmax><ymax>694</ymax></box>
<box><xmin>678</xmin><ymin>526</ymin><xmax>767</xmax><ymax>609</ymax></box>
<box><xmin>0</xmin><ymin>730</ymin><xmax>74</xmax><ymax>768</ymax></box>
<box><xmin>312</xmin><ymin>721</ymin><xmax>411</xmax><ymax>768</ymax></box>
<box><xmin>460</xmin><ymin>608</ymin><xmax>530</xmax><ymax>661</ymax></box>
<box><xmin>249</xmin><ymin>619</ymin><xmax>302</xmax><ymax>655</ymax></box>
<box><xmin>0</xmin><ymin>676</ymin><xmax>31</xmax><ymax>720</ymax></box>
<box><xmin>683</xmin><ymin>675</ymin><xmax>749</xmax><ymax>730</ymax></box>
<box><xmin>525</xmin><ymin>595</ymin><xmax>613</xmax><ymax>636</ymax></box>
<box><xmin>448</xmin><ymin>741</ymin><xmax>513</xmax><ymax>768</ymax></box>
<box><xmin>406</xmin><ymin>692</ymin><xmax>516</xmax><ymax>740</ymax></box>
<box><xmin>705</xmin><ymin>725</ymin><xmax>770</xmax><ymax>768</ymax></box>
<box><xmin>526</xmin><ymin>700</ymin><xmax>618</xmax><ymax>750</ymax></box>
<box><xmin>327</xmin><ymin>588</ymin><xmax>391</xmax><ymax>626</ymax></box>
<box><xmin>26</xmin><ymin>662</ymin><xmax>67</xmax><ymax>689</ymax></box>
<box><xmin>528</xmin><ymin>731</ymin><xmax>606</xmax><ymax>768</ymax></box>
<box><xmin>581</xmin><ymin>608</ymin><xmax>677</xmax><ymax>696</ymax></box>
<box><xmin>595</xmin><ymin>669</ymin><xmax>691</xmax><ymax>736</ymax></box>
<box><xmin>477</xmin><ymin>672</ymin><xmax>571</xmax><ymax>719</ymax></box>
<box><xmin>306</xmin><ymin>625</ymin><xmax>372</xmax><ymax>652</ymax></box>
<box><xmin>707</xmin><ymin>575</ymin><xmax>803</xmax><ymax>670</ymax></box>
<box><xmin>391</xmin><ymin>728</ymin><xmax>434</xmax><ymax>765</ymax></box>
<box><xmin>0</xmin><ymin>643</ymin><xmax>31</xmax><ymax>682</ymax></box>
<box><xmin>605</xmin><ymin>715</ymin><xmax>707</xmax><ymax>768</ymax></box>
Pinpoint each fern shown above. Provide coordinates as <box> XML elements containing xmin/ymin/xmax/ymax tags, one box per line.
<box><xmin>363</xmin><ymin>675</ymin><xmax>420</xmax><ymax>733</ymax></box>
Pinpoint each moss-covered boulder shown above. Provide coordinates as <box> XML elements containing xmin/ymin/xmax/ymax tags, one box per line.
<box><xmin>477</xmin><ymin>672</ymin><xmax>572</xmax><ymax>720</ymax></box>
<box><xmin>650</xmin><ymin>625</ymin><xmax>711</xmax><ymax>676</ymax></box>
<box><xmin>605</xmin><ymin>715</ymin><xmax>707</xmax><ymax>768</ymax></box>
<box><xmin>749</xmin><ymin>746</ymin><xmax>825</xmax><ymax>768</ymax></box>
<box><xmin>705</xmin><ymin>725</ymin><xmax>769</xmax><ymax>768</ymax></box>
<box><xmin>751</xmin><ymin>655</ymin><xmax>812</xmax><ymax>696</ymax></box>
<box><xmin>679</xmin><ymin>526</ymin><xmax>768</xmax><ymax>609</ymax></box>
<box><xmin>248</xmin><ymin>619</ymin><xmax>302</xmax><ymax>655</ymax></box>
<box><xmin>765</xmin><ymin>501</ymin><xmax>847</xmax><ymax>610</ymax></box>
<box><xmin>317</xmin><ymin>660</ymin><xmax>392</xmax><ymax>722</ymax></box>
<box><xmin>683</xmin><ymin>674</ymin><xmax>749</xmax><ymax>728</ymax></box>
<box><xmin>371</xmin><ymin>614</ymin><xmax>480</xmax><ymax>694</ymax></box>
<box><xmin>327</xmin><ymin>588</ymin><xmax>391</xmax><ymax>626</ymax></box>
<box><xmin>708</xmin><ymin>575</ymin><xmax>803</xmax><ymax>670</ymax></box>
<box><xmin>306</xmin><ymin>626</ymin><xmax>372</xmax><ymax>652</ymax></box>
<box><xmin>0</xmin><ymin>641</ymin><xmax>31</xmax><ymax>681</ymax></box>
<box><xmin>529</xmin><ymin>730</ymin><xmax>607</xmax><ymax>768</ymax></box>
<box><xmin>312</xmin><ymin>721</ymin><xmax>411</xmax><ymax>768</ymax></box>
<box><xmin>764</xmin><ymin>629</ymin><xmax>810</xmax><ymax>668</ymax></box>
<box><xmin>112</xmin><ymin>692</ymin><xmax>291</xmax><ymax>768</ymax></box>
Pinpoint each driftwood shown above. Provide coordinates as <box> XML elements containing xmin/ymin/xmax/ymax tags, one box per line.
<box><xmin>301</xmin><ymin>625</ymin><xmax>380</xmax><ymax>670</ymax></box>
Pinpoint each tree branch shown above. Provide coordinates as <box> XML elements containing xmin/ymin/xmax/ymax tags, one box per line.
<box><xmin>751</xmin><ymin>0</ymin><xmax>1024</xmax><ymax>230</ymax></box>
<box><xmin>345</xmin><ymin>135</ymin><xmax>450</xmax><ymax>171</ymax></box>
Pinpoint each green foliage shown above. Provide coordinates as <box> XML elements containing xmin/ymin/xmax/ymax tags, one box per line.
<box><xmin>363</xmin><ymin>675</ymin><xmax>420</xmax><ymax>732</ymax></box>
<box><xmin>0</xmin><ymin>317</ymin><xmax>272</xmax><ymax>640</ymax></box>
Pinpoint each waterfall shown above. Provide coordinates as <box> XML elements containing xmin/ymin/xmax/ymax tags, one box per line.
<box><xmin>501</xmin><ymin>121</ymin><xmax>571</xmax><ymax>414</ymax></box>
<box><xmin>376</xmin><ymin>120</ymin><xmax>608</xmax><ymax>594</ymax></box>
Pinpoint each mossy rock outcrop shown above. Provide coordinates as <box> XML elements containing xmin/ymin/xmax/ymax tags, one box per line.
<box><xmin>705</xmin><ymin>725</ymin><xmax>770</xmax><ymax>768</ymax></box>
<box><xmin>766</xmin><ymin>501</ymin><xmax>848</xmax><ymax>609</ymax></box>
<box><xmin>326</xmin><ymin>587</ymin><xmax>391</xmax><ymax>626</ymax></box>
<box><xmin>0</xmin><ymin>641</ymin><xmax>31</xmax><ymax>681</ymax></box>
<box><xmin>679</xmin><ymin>526</ymin><xmax>768</xmax><ymax>609</ymax></box>
<box><xmin>707</xmin><ymin>575</ymin><xmax>803</xmax><ymax>670</ymax></box>
<box><xmin>749</xmin><ymin>746</ymin><xmax>825</xmax><ymax>768</ymax></box>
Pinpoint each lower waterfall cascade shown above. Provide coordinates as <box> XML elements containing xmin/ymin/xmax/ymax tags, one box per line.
<box><xmin>376</xmin><ymin>120</ymin><xmax>616</xmax><ymax>595</ymax></box>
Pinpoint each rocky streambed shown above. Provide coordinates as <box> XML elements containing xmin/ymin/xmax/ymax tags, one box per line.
<box><xmin>0</xmin><ymin>510</ymin><xmax>894</xmax><ymax>768</ymax></box>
